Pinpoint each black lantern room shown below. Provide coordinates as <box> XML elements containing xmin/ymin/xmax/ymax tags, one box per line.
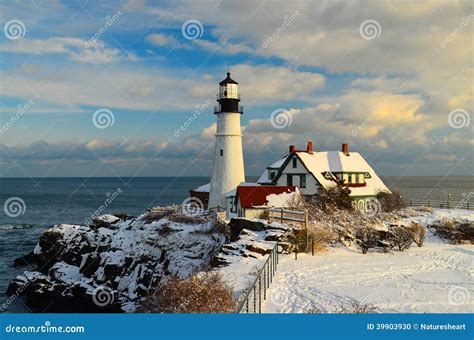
<box><xmin>215</xmin><ymin>72</ymin><xmax>243</xmax><ymax>114</ymax></box>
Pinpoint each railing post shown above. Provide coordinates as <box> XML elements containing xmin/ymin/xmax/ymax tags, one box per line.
<box><xmin>294</xmin><ymin>239</ymin><xmax>298</xmax><ymax>260</ymax></box>
<box><xmin>253</xmin><ymin>286</ymin><xmax>256</xmax><ymax>313</ymax></box>
<box><xmin>312</xmin><ymin>238</ymin><xmax>315</xmax><ymax>256</ymax></box>
<box><xmin>306</xmin><ymin>236</ymin><xmax>309</xmax><ymax>254</ymax></box>
<box><xmin>258</xmin><ymin>276</ymin><xmax>262</xmax><ymax>313</ymax></box>
<box><xmin>264</xmin><ymin>266</ymin><xmax>267</xmax><ymax>299</ymax></box>
<box><xmin>280</xmin><ymin>207</ymin><xmax>284</xmax><ymax>223</ymax></box>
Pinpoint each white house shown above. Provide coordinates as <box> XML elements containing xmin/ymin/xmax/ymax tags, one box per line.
<box><xmin>258</xmin><ymin>141</ymin><xmax>391</xmax><ymax>211</ymax></box>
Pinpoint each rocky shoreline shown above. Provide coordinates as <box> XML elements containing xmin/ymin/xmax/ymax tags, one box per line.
<box><xmin>6</xmin><ymin>210</ymin><xmax>292</xmax><ymax>313</ymax></box>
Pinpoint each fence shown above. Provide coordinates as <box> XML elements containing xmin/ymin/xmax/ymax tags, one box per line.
<box><xmin>291</xmin><ymin>236</ymin><xmax>316</xmax><ymax>260</ymax></box>
<box><xmin>236</xmin><ymin>242</ymin><xmax>280</xmax><ymax>314</ymax></box>
<box><xmin>406</xmin><ymin>199</ymin><xmax>471</xmax><ymax>210</ymax></box>
<box><xmin>268</xmin><ymin>208</ymin><xmax>308</xmax><ymax>228</ymax></box>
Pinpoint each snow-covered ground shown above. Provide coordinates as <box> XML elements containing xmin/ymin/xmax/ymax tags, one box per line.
<box><xmin>263</xmin><ymin>209</ymin><xmax>473</xmax><ymax>313</ymax></box>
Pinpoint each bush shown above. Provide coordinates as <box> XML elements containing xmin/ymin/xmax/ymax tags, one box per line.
<box><xmin>388</xmin><ymin>226</ymin><xmax>413</xmax><ymax>251</ymax></box>
<box><xmin>409</xmin><ymin>222</ymin><xmax>425</xmax><ymax>247</ymax></box>
<box><xmin>355</xmin><ymin>226</ymin><xmax>381</xmax><ymax>254</ymax></box>
<box><xmin>376</xmin><ymin>191</ymin><xmax>405</xmax><ymax>212</ymax></box>
<box><xmin>310</xmin><ymin>184</ymin><xmax>353</xmax><ymax>212</ymax></box>
<box><xmin>429</xmin><ymin>219</ymin><xmax>474</xmax><ymax>244</ymax></box>
<box><xmin>308</xmin><ymin>225</ymin><xmax>336</xmax><ymax>252</ymax></box>
<box><xmin>307</xmin><ymin>299</ymin><xmax>377</xmax><ymax>314</ymax></box>
<box><xmin>141</xmin><ymin>272</ymin><xmax>236</xmax><ymax>313</ymax></box>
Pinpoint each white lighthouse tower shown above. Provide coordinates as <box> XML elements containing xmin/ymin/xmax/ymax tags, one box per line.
<box><xmin>208</xmin><ymin>72</ymin><xmax>245</xmax><ymax>209</ymax></box>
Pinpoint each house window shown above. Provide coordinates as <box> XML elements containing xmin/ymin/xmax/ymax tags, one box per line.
<box><xmin>348</xmin><ymin>174</ymin><xmax>352</xmax><ymax>183</ymax></box>
<box><xmin>220</xmin><ymin>149</ymin><xmax>223</xmax><ymax>156</ymax></box>
<box><xmin>300</xmin><ymin>174</ymin><xmax>306</xmax><ymax>188</ymax></box>
<box><xmin>269</xmin><ymin>171</ymin><xmax>275</xmax><ymax>180</ymax></box>
<box><xmin>292</xmin><ymin>157</ymin><xmax>297</xmax><ymax>168</ymax></box>
<box><xmin>287</xmin><ymin>174</ymin><xmax>293</xmax><ymax>186</ymax></box>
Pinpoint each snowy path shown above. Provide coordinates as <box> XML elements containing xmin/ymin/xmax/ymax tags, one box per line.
<box><xmin>262</xmin><ymin>237</ymin><xmax>473</xmax><ymax>313</ymax></box>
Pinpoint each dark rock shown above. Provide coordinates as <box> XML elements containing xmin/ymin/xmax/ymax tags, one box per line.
<box><xmin>79</xmin><ymin>253</ymin><xmax>101</xmax><ymax>277</ymax></box>
<box><xmin>13</xmin><ymin>252</ymin><xmax>36</xmax><ymax>267</ymax></box>
<box><xmin>228</xmin><ymin>218</ymin><xmax>266</xmax><ymax>241</ymax></box>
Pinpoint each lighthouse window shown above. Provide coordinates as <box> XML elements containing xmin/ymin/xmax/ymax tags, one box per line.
<box><xmin>220</xmin><ymin>149</ymin><xmax>223</xmax><ymax>156</ymax></box>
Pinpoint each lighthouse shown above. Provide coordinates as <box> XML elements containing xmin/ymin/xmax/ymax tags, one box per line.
<box><xmin>208</xmin><ymin>72</ymin><xmax>245</xmax><ymax>209</ymax></box>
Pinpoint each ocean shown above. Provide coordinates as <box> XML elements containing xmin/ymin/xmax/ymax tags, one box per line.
<box><xmin>0</xmin><ymin>176</ymin><xmax>472</xmax><ymax>312</ymax></box>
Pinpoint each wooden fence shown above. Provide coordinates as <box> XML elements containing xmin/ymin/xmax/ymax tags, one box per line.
<box><xmin>268</xmin><ymin>208</ymin><xmax>308</xmax><ymax>229</ymax></box>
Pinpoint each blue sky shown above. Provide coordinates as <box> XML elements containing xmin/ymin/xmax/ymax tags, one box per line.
<box><xmin>0</xmin><ymin>0</ymin><xmax>472</xmax><ymax>178</ymax></box>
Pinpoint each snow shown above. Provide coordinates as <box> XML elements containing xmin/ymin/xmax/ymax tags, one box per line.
<box><xmin>192</xmin><ymin>183</ymin><xmax>210</xmax><ymax>193</ymax></box>
<box><xmin>262</xmin><ymin>209</ymin><xmax>474</xmax><ymax>313</ymax></box>
<box><xmin>266</xmin><ymin>188</ymin><xmax>300</xmax><ymax>208</ymax></box>
<box><xmin>95</xmin><ymin>214</ymin><xmax>120</xmax><ymax>223</ymax></box>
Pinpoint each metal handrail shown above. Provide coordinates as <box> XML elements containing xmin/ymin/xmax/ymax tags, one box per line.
<box><xmin>236</xmin><ymin>242</ymin><xmax>280</xmax><ymax>313</ymax></box>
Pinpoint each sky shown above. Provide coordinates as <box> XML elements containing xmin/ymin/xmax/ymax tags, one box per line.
<box><xmin>0</xmin><ymin>0</ymin><xmax>472</xmax><ymax>179</ymax></box>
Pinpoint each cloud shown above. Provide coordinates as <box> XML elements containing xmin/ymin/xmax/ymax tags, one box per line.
<box><xmin>145</xmin><ymin>33</ymin><xmax>189</xmax><ymax>50</ymax></box>
<box><xmin>0</xmin><ymin>37</ymin><xmax>121</xmax><ymax>64</ymax></box>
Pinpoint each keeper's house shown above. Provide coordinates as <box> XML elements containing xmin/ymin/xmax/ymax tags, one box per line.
<box><xmin>257</xmin><ymin>141</ymin><xmax>391</xmax><ymax>211</ymax></box>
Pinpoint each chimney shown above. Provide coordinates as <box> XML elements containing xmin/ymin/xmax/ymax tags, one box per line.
<box><xmin>306</xmin><ymin>140</ymin><xmax>313</xmax><ymax>154</ymax></box>
<box><xmin>342</xmin><ymin>143</ymin><xmax>349</xmax><ymax>155</ymax></box>
<box><xmin>289</xmin><ymin>145</ymin><xmax>296</xmax><ymax>153</ymax></box>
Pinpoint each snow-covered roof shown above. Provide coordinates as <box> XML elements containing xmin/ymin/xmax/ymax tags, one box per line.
<box><xmin>297</xmin><ymin>151</ymin><xmax>390</xmax><ymax>196</ymax></box>
<box><xmin>257</xmin><ymin>156</ymin><xmax>287</xmax><ymax>184</ymax></box>
<box><xmin>192</xmin><ymin>183</ymin><xmax>210</xmax><ymax>193</ymax></box>
<box><xmin>226</xmin><ymin>182</ymin><xmax>260</xmax><ymax>197</ymax></box>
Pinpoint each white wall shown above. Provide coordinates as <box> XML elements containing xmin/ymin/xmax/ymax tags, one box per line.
<box><xmin>273</xmin><ymin>156</ymin><xmax>320</xmax><ymax>195</ymax></box>
<box><xmin>209</xmin><ymin>112</ymin><xmax>245</xmax><ymax>209</ymax></box>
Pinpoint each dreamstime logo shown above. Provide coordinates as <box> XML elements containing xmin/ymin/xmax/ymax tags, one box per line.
<box><xmin>270</xmin><ymin>287</ymin><xmax>290</xmax><ymax>308</ymax></box>
<box><xmin>364</xmin><ymin>198</ymin><xmax>382</xmax><ymax>217</ymax></box>
<box><xmin>270</xmin><ymin>108</ymin><xmax>292</xmax><ymax>129</ymax></box>
<box><xmin>0</xmin><ymin>99</ymin><xmax>34</xmax><ymax>134</ymax></box>
<box><xmin>359</xmin><ymin>19</ymin><xmax>382</xmax><ymax>40</ymax></box>
<box><xmin>262</xmin><ymin>11</ymin><xmax>300</xmax><ymax>48</ymax></box>
<box><xmin>448</xmin><ymin>109</ymin><xmax>470</xmax><ymax>129</ymax></box>
<box><xmin>85</xmin><ymin>188</ymin><xmax>122</xmax><ymax>225</ymax></box>
<box><xmin>92</xmin><ymin>108</ymin><xmax>115</xmax><ymax>129</ymax></box>
<box><xmin>92</xmin><ymin>286</ymin><xmax>115</xmax><ymax>307</ymax></box>
<box><xmin>352</xmin><ymin>98</ymin><xmax>389</xmax><ymax>137</ymax></box>
<box><xmin>440</xmin><ymin>14</ymin><xmax>473</xmax><ymax>48</ymax></box>
<box><xmin>4</xmin><ymin>19</ymin><xmax>26</xmax><ymax>40</ymax></box>
<box><xmin>4</xmin><ymin>197</ymin><xmax>26</xmax><ymax>218</ymax></box>
<box><xmin>182</xmin><ymin>197</ymin><xmax>204</xmax><ymax>216</ymax></box>
<box><xmin>448</xmin><ymin>286</ymin><xmax>470</xmax><ymax>305</ymax></box>
<box><xmin>174</xmin><ymin>99</ymin><xmax>212</xmax><ymax>138</ymax></box>
<box><xmin>181</xmin><ymin>19</ymin><xmax>203</xmax><ymax>40</ymax></box>
<box><xmin>85</xmin><ymin>10</ymin><xmax>122</xmax><ymax>48</ymax></box>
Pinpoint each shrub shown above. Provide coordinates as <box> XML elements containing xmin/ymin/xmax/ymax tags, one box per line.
<box><xmin>308</xmin><ymin>225</ymin><xmax>336</xmax><ymax>252</ymax></box>
<box><xmin>142</xmin><ymin>210</ymin><xmax>173</xmax><ymax>223</ymax></box>
<box><xmin>167</xmin><ymin>213</ymin><xmax>210</xmax><ymax>225</ymax></box>
<box><xmin>141</xmin><ymin>272</ymin><xmax>236</xmax><ymax>313</ymax></box>
<box><xmin>310</xmin><ymin>184</ymin><xmax>353</xmax><ymax>212</ymax></box>
<box><xmin>307</xmin><ymin>299</ymin><xmax>377</xmax><ymax>314</ymax></box>
<box><xmin>355</xmin><ymin>226</ymin><xmax>381</xmax><ymax>254</ymax></box>
<box><xmin>376</xmin><ymin>191</ymin><xmax>405</xmax><ymax>212</ymax></box>
<box><xmin>409</xmin><ymin>222</ymin><xmax>425</xmax><ymax>247</ymax></box>
<box><xmin>429</xmin><ymin>219</ymin><xmax>474</xmax><ymax>244</ymax></box>
<box><xmin>388</xmin><ymin>226</ymin><xmax>413</xmax><ymax>251</ymax></box>
<box><xmin>334</xmin><ymin>299</ymin><xmax>377</xmax><ymax>314</ymax></box>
